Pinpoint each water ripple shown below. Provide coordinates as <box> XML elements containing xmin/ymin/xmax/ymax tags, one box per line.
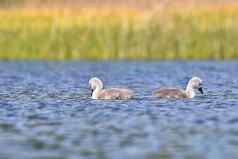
<box><xmin>0</xmin><ymin>61</ymin><xmax>238</xmax><ymax>159</ymax></box>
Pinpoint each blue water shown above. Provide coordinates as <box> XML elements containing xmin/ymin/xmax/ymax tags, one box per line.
<box><xmin>0</xmin><ymin>61</ymin><xmax>238</xmax><ymax>159</ymax></box>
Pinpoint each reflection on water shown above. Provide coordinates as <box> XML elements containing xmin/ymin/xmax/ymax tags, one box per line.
<box><xmin>0</xmin><ymin>61</ymin><xmax>238</xmax><ymax>159</ymax></box>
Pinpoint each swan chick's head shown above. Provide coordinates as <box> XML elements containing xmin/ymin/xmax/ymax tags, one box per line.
<box><xmin>187</xmin><ymin>77</ymin><xmax>203</xmax><ymax>95</ymax></box>
<box><xmin>89</xmin><ymin>77</ymin><xmax>103</xmax><ymax>91</ymax></box>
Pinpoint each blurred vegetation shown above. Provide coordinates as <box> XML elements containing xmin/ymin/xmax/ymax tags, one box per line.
<box><xmin>0</xmin><ymin>1</ymin><xmax>238</xmax><ymax>60</ymax></box>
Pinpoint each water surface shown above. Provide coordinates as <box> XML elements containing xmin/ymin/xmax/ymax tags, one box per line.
<box><xmin>0</xmin><ymin>61</ymin><xmax>238</xmax><ymax>159</ymax></box>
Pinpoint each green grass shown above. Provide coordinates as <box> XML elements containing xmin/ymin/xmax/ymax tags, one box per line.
<box><xmin>0</xmin><ymin>9</ymin><xmax>238</xmax><ymax>60</ymax></box>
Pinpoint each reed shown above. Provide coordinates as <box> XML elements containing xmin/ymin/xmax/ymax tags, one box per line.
<box><xmin>0</xmin><ymin>7</ymin><xmax>238</xmax><ymax>60</ymax></box>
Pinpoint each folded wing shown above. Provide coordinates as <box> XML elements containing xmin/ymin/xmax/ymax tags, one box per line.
<box><xmin>98</xmin><ymin>88</ymin><xmax>134</xmax><ymax>100</ymax></box>
<box><xmin>154</xmin><ymin>88</ymin><xmax>187</xmax><ymax>98</ymax></box>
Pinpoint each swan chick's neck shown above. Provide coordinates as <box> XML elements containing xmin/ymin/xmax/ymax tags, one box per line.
<box><xmin>92</xmin><ymin>87</ymin><xmax>102</xmax><ymax>99</ymax></box>
<box><xmin>185</xmin><ymin>80</ymin><xmax>196</xmax><ymax>98</ymax></box>
<box><xmin>89</xmin><ymin>77</ymin><xmax>104</xmax><ymax>99</ymax></box>
<box><xmin>185</xmin><ymin>86</ymin><xmax>195</xmax><ymax>98</ymax></box>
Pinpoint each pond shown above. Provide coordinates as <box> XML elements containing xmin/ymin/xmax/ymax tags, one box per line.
<box><xmin>0</xmin><ymin>61</ymin><xmax>237</xmax><ymax>159</ymax></box>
